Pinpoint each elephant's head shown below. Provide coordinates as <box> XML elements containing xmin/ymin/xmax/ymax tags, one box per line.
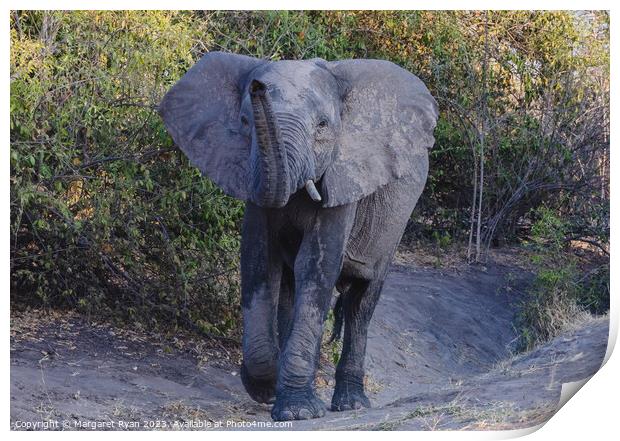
<box><xmin>159</xmin><ymin>52</ymin><xmax>438</xmax><ymax>208</ymax></box>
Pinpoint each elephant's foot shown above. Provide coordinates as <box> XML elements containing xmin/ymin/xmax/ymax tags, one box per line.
<box><xmin>240</xmin><ymin>364</ymin><xmax>276</xmax><ymax>404</ymax></box>
<box><xmin>271</xmin><ymin>387</ymin><xmax>326</xmax><ymax>421</ymax></box>
<box><xmin>331</xmin><ymin>377</ymin><xmax>371</xmax><ymax>411</ymax></box>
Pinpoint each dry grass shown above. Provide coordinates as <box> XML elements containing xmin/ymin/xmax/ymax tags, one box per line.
<box><xmin>372</xmin><ymin>395</ymin><xmax>555</xmax><ymax>431</ymax></box>
<box><xmin>395</xmin><ymin>242</ymin><xmax>534</xmax><ymax>272</ymax></box>
<box><xmin>458</xmin><ymin>404</ymin><xmax>555</xmax><ymax>430</ymax></box>
<box><xmin>10</xmin><ymin>307</ymin><xmax>242</xmax><ymax>369</ymax></box>
<box><xmin>160</xmin><ymin>400</ymin><xmax>214</xmax><ymax>422</ymax></box>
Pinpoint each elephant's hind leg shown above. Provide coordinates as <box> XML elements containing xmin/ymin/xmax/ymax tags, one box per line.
<box><xmin>331</xmin><ymin>271</ymin><xmax>388</xmax><ymax>411</ymax></box>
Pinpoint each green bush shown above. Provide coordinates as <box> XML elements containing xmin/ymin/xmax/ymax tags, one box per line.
<box><xmin>10</xmin><ymin>11</ymin><xmax>245</xmax><ymax>335</ymax></box>
<box><xmin>516</xmin><ymin>207</ymin><xmax>609</xmax><ymax>350</ymax></box>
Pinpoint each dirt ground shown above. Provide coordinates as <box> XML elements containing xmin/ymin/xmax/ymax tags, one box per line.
<box><xmin>10</xmin><ymin>250</ymin><xmax>609</xmax><ymax>431</ymax></box>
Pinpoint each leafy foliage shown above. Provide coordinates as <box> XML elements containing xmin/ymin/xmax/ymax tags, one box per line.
<box><xmin>11</xmin><ymin>12</ymin><xmax>243</xmax><ymax>335</ymax></box>
<box><xmin>10</xmin><ymin>11</ymin><xmax>609</xmax><ymax>337</ymax></box>
<box><xmin>516</xmin><ymin>207</ymin><xmax>609</xmax><ymax>350</ymax></box>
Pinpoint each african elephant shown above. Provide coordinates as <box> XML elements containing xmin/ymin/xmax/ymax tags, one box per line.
<box><xmin>159</xmin><ymin>52</ymin><xmax>438</xmax><ymax>421</ymax></box>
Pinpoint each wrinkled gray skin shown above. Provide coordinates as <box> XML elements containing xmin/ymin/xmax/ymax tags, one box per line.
<box><xmin>159</xmin><ymin>52</ymin><xmax>438</xmax><ymax>421</ymax></box>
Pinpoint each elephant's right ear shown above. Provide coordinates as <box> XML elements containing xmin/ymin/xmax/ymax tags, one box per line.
<box><xmin>159</xmin><ymin>52</ymin><xmax>266</xmax><ymax>200</ymax></box>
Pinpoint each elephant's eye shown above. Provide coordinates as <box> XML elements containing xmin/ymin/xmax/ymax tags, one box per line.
<box><xmin>317</xmin><ymin>118</ymin><xmax>329</xmax><ymax>130</ymax></box>
<box><xmin>240</xmin><ymin>115</ymin><xmax>249</xmax><ymax>127</ymax></box>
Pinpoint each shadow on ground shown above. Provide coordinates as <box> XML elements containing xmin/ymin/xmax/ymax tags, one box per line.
<box><xmin>10</xmin><ymin>259</ymin><xmax>609</xmax><ymax>430</ymax></box>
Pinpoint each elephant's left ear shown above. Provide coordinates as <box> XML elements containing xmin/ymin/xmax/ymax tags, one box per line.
<box><xmin>321</xmin><ymin>60</ymin><xmax>438</xmax><ymax>207</ymax></box>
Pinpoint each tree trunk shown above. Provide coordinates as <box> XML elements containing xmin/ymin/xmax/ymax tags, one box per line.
<box><xmin>475</xmin><ymin>11</ymin><xmax>489</xmax><ymax>263</ymax></box>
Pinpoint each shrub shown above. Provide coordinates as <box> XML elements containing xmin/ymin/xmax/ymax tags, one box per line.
<box><xmin>10</xmin><ymin>11</ymin><xmax>244</xmax><ymax>335</ymax></box>
<box><xmin>516</xmin><ymin>207</ymin><xmax>609</xmax><ymax>350</ymax></box>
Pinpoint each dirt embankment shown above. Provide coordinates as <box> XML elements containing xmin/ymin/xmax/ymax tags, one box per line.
<box><xmin>10</xmin><ymin>256</ymin><xmax>609</xmax><ymax>431</ymax></box>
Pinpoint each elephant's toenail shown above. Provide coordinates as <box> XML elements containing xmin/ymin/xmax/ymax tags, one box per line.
<box><xmin>298</xmin><ymin>408</ymin><xmax>313</xmax><ymax>419</ymax></box>
<box><xmin>278</xmin><ymin>410</ymin><xmax>295</xmax><ymax>421</ymax></box>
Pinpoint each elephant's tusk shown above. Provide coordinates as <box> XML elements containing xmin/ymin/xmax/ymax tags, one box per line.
<box><xmin>305</xmin><ymin>180</ymin><xmax>322</xmax><ymax>202</ymax></box>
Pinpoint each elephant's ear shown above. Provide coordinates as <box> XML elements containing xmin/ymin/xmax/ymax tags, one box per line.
<box><xmin>321</xmin><ymin>60</ymin><xmax>438</xmax><ymax>207</ymax></box>
<box><xmin>159</xmin><ymin>52</ymin><xmax>265</xmax><ymax>200</ymax></box>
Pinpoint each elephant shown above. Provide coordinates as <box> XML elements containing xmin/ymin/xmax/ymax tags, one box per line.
<box><xmin>159</xmin><ymin>51</ymin><xmax>438</xmax><ymax>421</ymax></box>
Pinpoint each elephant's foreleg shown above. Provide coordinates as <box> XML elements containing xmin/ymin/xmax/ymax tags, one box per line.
<box><xmin>331</xmin><ymin>273</ymin><xmax>387</xmax><ymax>411</ymax></box>
<box><xmin>277</xmin><ymin>265</ymin><xmax>295</xmax><ymax>351</ymax></box>
<box><xmin>271</xmin><ymin>205</ymin><xmax>354</xmax><ymax>421</ymax></box>
<box><xmin>240</xmin><ymin>204</ymin><xmax>281</xmax><ymax>404</ymax></box>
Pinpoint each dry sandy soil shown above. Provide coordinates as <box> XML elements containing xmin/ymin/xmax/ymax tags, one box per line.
<box><xmin>10</xmin><ymin>252</ymin><xmax>609</xmax><ymax>431</ymax></box>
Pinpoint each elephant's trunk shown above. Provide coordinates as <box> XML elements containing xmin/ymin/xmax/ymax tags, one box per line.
<box><xmin>250</xmin><ymin>80</ymin><xmax>290</xmax><ymax>208</ymax></box>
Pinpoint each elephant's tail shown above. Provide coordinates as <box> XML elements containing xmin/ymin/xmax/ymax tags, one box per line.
<box><xmin>328</xmin><ymin>294</ymin><xmax>344</xmax><ymax>343</ymax></box>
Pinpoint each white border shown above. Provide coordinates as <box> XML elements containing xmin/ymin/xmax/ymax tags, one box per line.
<box><xmin>4</xmin><ymin>2</ymin><xmax>617</xmax><ymax>439</ymax></box>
